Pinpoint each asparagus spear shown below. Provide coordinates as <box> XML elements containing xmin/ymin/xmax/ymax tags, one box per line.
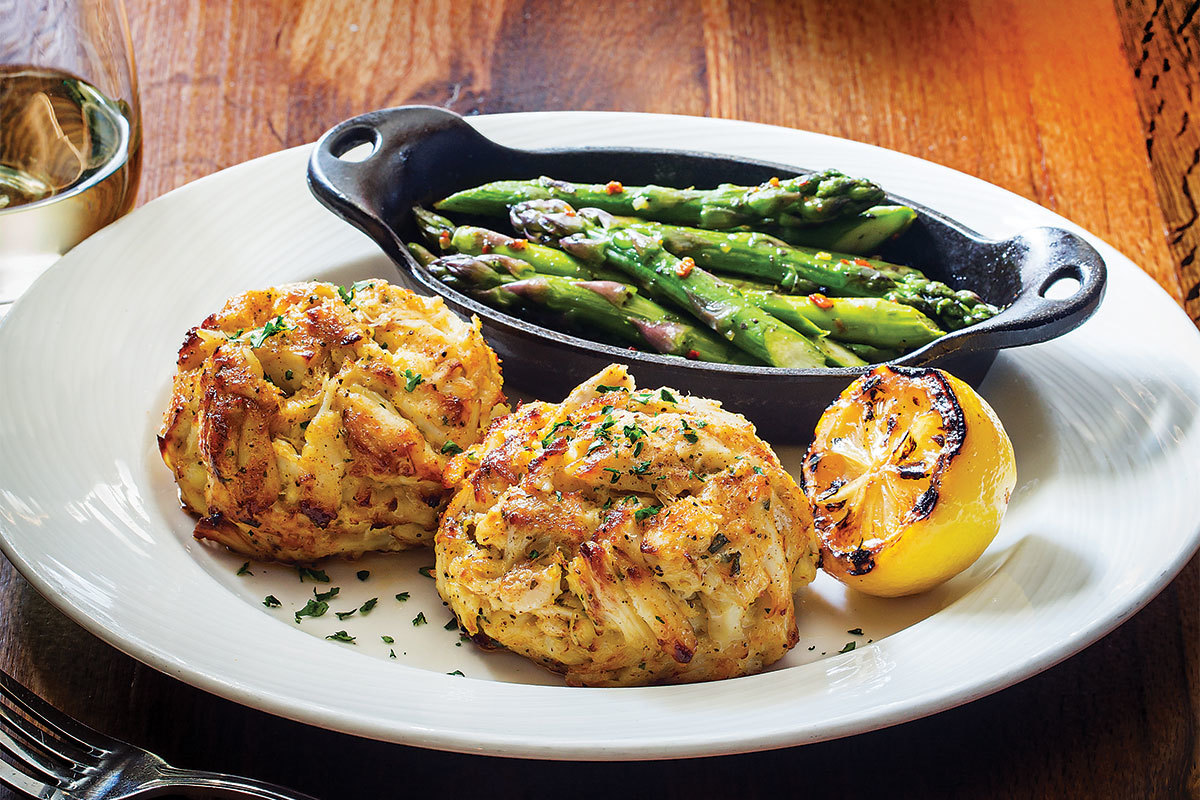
<box><xmin>425</xmin><ymin>251</ymin><xmax>760</xmax><ymax>364</ymax></box>
<box><xmin>769</xmin><ymin>205</ymin><xmax>918</xmax><ymax>253</ymax></box>
<box><xmin>843</xmin><ymin>342</ymin><xmax>904</xmax><ymax>364</ymax></box>
<box><xmin>437</xmin><ymin>171</ymin><xmax>885</xmax><ymax>229</ymax></box>
<box><xmin>509</xmin><ymin>200</ymin><xmax>832</xmax><ymax>369</ymax></box>
<box><xmin>413</xmin><ymin>207</ymin><xmax>629</xmax><ymax>281</ymax></box>
<box><xmin>734</xmin><ymin>288</ymin><xmax>946</xmax><ymax>349</ymax></box>
<box><xmin>407</xmin><ymin>241</ymin><xmax>438</xmax><ymax>267</ymax></box>
<box><xmin>596</xmin><ymin>213</ymin><xmax>996</xmax><ymax>331</ymax></box>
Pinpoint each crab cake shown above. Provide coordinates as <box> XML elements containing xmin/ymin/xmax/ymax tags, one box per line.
<box><xmin>158</xmin><ymin>280</ymin><xmax>507</xmax><ymax>562</ymax></box>
<box><xmin>437</xmin><ymin>364</ymin><xmax>819</xmax><ymax>687</ymax></box>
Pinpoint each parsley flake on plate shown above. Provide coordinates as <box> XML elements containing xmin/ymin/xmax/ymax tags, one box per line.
<box><xmin>294</xmin><ymin>599</ymin><xmax>329</xmax><ymax>623</ymax></box>
<box><xmin>298</xmin><ymin>567</ymin><xmax>330</xmax><ymax>584</ymax></box>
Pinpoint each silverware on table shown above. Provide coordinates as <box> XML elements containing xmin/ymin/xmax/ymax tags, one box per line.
<box><xmin>0</xmin><ymin>668</ymin><xmax>320</xmax><ymax>799</ymax></box>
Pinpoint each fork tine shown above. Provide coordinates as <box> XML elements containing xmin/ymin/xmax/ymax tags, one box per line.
<box><xmin>0</xmin><ymin>749</ymin><xmax>61</xmax><ymax>799</ymax></box>
<box><xmin>0</xmin><ymin>669</ymin><xmax>115</xmax><ymax>753</ymax></box>
<box><xmin>0</xmin><ymin>690</ymin><xmax>98</xmax><ymax>773</ymax></box>
<box><xmin>0</xmin><ymin>722</ymin><xmax>74</xmax><ymax>786</ymax></box>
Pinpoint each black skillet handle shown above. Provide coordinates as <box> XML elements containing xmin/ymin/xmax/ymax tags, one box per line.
<box><xmin>917</xmin><ymin>226</ymin><xmax>1107</xmax><ymax>361</ymax></box>
<box><xmin>307</xmin><ymin>106</ymin><xmax>490</xmax><ymax>267</ymax></box>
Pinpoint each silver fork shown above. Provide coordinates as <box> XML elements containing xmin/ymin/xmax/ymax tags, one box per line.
<box><xmin>0</xmin><ymin>668</ymin><xmax>321</xmax><ymax>799</ymax></box>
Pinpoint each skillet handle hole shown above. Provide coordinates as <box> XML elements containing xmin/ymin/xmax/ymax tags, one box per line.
<box><xmin>330</xmin><ymin>126</ymin><xmax>380</xmax><ymax>162</ymax></box>
<box><xmin>1039</xmin><ymin>265</ymin><xmax>1083</xmax><ymax>300</ymax></box>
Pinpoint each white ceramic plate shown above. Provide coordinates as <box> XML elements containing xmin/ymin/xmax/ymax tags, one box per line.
<box><xmin>1</xmin><ymin>113</ymin><xmax>1198</xmax><ymax>760</ymax></box>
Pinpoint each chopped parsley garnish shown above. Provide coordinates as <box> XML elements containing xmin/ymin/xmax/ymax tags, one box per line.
<box><xmin>602</xmin><ymin>467</ymin><xmax>621</xmax><ymax>484</ymax></box>
<box><xmin>623</xmin><ymin>424</ymin><xmax>646</xmax><ymax>444</ymax></box>
<box><xmin>838</xmin><ymin>641</ymin><xmax>857</xmax><ymax>653</ymax></box>
<box><xmin>313</xmin><ymin>586</ymin><xmax>340</xmax><ymax>602</ymax></box>
<box><xmin>294</xmin><ymin>599</ymin><xmax>329</xmax><ymax>623</ymax></box>
<box><xmin>412</xmin><ymin>612</ymin><xmax>428</xmax><ymax>626</ymax></box>
<box><xmin>447</xmin><ymin>670</ymin><xmax>465</xmax><ymax>677</ymax></box>
<box><xmin>249</xmin><ymin>315</ymin><xmax>293</xmax><ymax>348</ymax></box>
<box><xmin>418</xmin><ymin>566</ymin><xmax>435</xmax><ymax>579</ymax></box>
<box><xmin>357</xmin><ymin>570</ymin><xmax>370</xmax><ymax>581</ymax></box>
<box><xmin>298</xmin><ymin>567</ymin><xmax>330</xmax><ymax>584</ymax></box>
<box><xmin>629</xmin><ymin>460</ymin><xmax>652</xmax><ymax>476</ymax></box>
<box><xmin>541</xmin><ymin>420</ymin><xmax>575</xmax><ymax>447</ymax></box>
<box><xmin>586</xmin><ymin>440</ymin><xmax>607</xmax><ymax>455</ymax></box>
<box><xmin>659</xmin><ymin>388</ymin><xmax>678</xmax><ymax>403</ymax></box>
<box><xmin>359</xmin><ymin>597</ymin><xmax>378</xmax><ymax>614</ymax></box>
<box><xmin>753</xmin><ymin>466</ymin><xmax>765</xmax><ymax>475</ymax></box>
<box><xmin>335</xmin><ymin>610</ymin><xmax>356</xmax><ymax>620</ymax></box>
<box><xmin>404</xmin><ymin>369</ymin><xmax>424</xmax><ymax>392</ymax></box>
<box><xmin>708</xmin><ymin>533</ymin><xmax>729</xmax><ymax>554</ymax></box>
<box><xmin>528</xmin><ymin>550</ymin><xmax>540</xmax><ymax>560</ymax></box>
<box><xmin>262</xmin><ymin>595</ymin><xmax>281</xmax><ymax>608</ymax></box>
<box><xmin>440</xmin><ymin>440</ymin><xmax>463</xmax><ymax>455</ymax></box>
<box><xmin>444</xmin><ymin>618</ymin><xmax>459</xmax><ymax>630</ymax></box>
<box><xmin>847</xmin><ymin>627</ymin><xmax>864</xmax><ymax>636</ymax></box>
<box><xmin>285</xmin><ymin>369</ymin><xmax>294</xmax><ymax>381</ymax></box>
<box><xmin>602</xmin><ymin>497</ymin><xmax>614</xmax><ymax>510</ymax></box>
<box><xmin>381</xmin><ymin>635</ymin><xmax>395</xmax><ymax>644</ymax></box>
<box><xmin>724</xmin><ymin>551</ymin><xmax>742</xmax><ymax>576</ymax></box>
<box><xmin>337</xmin><ymin>285</ymin><xmax>355</xmax><ymax>305</ymax></box>
<box><xmin>634</xmin><ymin>505</ymin><xmax>662</xmax><ymax>521</ymax></box>
<box><xmin>682</xmin><ymin>432</ymin><xmax>698</xmax><ymax>444</ymax></box>
<box><xmin>236</xmin><ymin>562</ymin><xmax>253</xmax><ymax>576</ymax></box>
<box><xmin>325</xmin><ymin>630</ymin><xmax>356</xmax><ymax>643</ymax></box>
<box><xmin>395</xmin><ymin>592</ymin><xmax>410</xmax><ymax>602</ymax></box>
<box><xmin>596</xmin><ymin>384</ymin><xmax>628</xmax><ymax>393</ymax></box>
<box><xmin>299</xmin><ymin>420</ymin><xmax>311</xmax><ymax>431</ymax></box>
<box><xmin>389</xmin><ymin>649</ymin><xmax>397</xmax><ymax>659</ymax></box>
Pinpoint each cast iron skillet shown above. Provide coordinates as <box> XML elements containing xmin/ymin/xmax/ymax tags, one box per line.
<box><xmin>307</xmin><ymin>106</ymin><xmax>1105</xmax><ymax>440</ymax></box>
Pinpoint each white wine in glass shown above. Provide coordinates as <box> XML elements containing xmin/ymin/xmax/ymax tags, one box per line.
<box><xmin>0</xmin><ymin>0</ymin><xmax>142</xmax><ymax>306</ymax></box>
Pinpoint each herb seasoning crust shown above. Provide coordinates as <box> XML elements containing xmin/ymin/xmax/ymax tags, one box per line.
<box><xmin>436</xmin><ymin>364</ymin><xmax>819</xmax><ymax>687</ymax></box>
<box><xmin>158</xmin><ymin>280</ymin><xmax>507</xmax><ymax>562</ymax></box>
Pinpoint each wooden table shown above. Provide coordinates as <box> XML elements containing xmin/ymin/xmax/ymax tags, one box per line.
<box><xmin>2</xmin><ymin>1</ymin><xmax>1197</xmax><ymax>797</ymax></box>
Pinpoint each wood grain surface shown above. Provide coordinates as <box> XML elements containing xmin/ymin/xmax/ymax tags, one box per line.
<box><xmin>2</xmin><ymin>1</ymin><xmax>1198</xmax><ymax>798</ymax></box>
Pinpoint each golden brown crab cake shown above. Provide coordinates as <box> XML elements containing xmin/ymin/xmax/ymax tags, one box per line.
<box><xmin>437</xmin><ymin>364</ymin><xmax>819</xmax><ymax>687</ymax></box>
<box><xmin>158</xmin><ymin>280</ymin><xmax>507</xmax><ymax>562</ymax></box>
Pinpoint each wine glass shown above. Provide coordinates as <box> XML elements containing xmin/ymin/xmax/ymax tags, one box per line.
<box><xmin>0</xmin><ymin>0</ymin><xmax>141</xmax><ymax>308</ymax></box>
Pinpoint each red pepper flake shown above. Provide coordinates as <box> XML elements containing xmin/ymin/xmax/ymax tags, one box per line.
<box><xmin>605</xmin><ymin>180</ymin><xmax>624</xmax><ymax>195</ymax></box>
<box><xmin>564</xmin><ymin>208</ymin><xmax>577</xmax><ymax>217</ymax></box>
<box><xmin>839</xmin><ymin>258</ymin><xmax>851</xmax><ymax>265</ymax></box>
<box><xmin>508</xmin><ymin>239</ymin><xmax>528</xmax><ymax>251</ymax></box>
<box><xmin>480</xmin><ymin>241</ymin><xmax>492</xmax><ymax>254</ymax></box>
<box><xmin>853</xmin><ymin>258</ymin><xmax>872</xmax><ymax>267</ymax></box>
<box><xmin>686</xmin><ymin>349</ymin><xmax>700</xmax><ymax>360</ymax></box>
<box><xmin>438</xmin><ymin>231</ymin><xmax>451</xmax><ymax>247</ymax></box>
<box><xmin>675</xmin><ymin>257</ymin><xmax>696</xmax><ymax>278</ymax></box>
<box><xmin>810</xmin><ymin>293</ymin><xmax>834</xmax><ymax>309</ymax></box>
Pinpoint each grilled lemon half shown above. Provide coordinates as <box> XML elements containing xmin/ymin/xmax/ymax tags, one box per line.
<box><xmin>802</xmin><ymin>366</ymin><xmax>1016</xmax><ymax>597</ymax></box>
